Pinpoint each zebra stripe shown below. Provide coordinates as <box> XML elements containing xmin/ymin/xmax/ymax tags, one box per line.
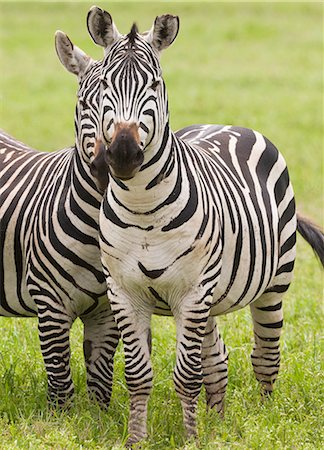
<box><xmin>0</xmin><ymin>34</ymin><xmax>119</xmax><ymax>406</ymax></box>
<box><xmin>87</xmin><ymin>7</ymin><xmax>324</xmax><ymax>446</ymax></box>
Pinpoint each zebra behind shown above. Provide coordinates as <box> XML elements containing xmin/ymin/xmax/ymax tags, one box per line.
<box><xmin>87</xmin><ymin>7</ymin><xmax>324</xmax><ymax>446</ymax></box>
<box><xmin>0</xmin><ymin>34</ymin><xmax>119</xmax><ymax>406</ymax></box>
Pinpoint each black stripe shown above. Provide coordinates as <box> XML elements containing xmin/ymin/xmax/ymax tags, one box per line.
<box><xmin>162</xmin><ymin>141</ymin><xmax>198</xmax><ymax>232</ymax></box>
<box><xmin>256</xmin><ymin>301</ymin><xmax>282</xmax><ymax>312</ymax></box>
<box><xmin>138</xmin><ymin>262</ymin><xmax>166</xmax><ymax>279</ymax></box>
<box><xmin>256</xmin><ymin>319</ymin><xmax>283</xmax><ymax>329</ymax></box>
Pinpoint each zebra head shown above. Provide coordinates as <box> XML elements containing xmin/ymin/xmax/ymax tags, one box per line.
<box><xmin>87</xmin><ymin>6</ymin><xmax>179</xmax><ymax>181</ymax></box>
<box><xmin>55</xmin><ymin>31</ymin><xmax>103</xmax><ymax>170</ymax></box>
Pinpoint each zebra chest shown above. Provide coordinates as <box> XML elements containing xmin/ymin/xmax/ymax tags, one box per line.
<box><xmin>102</xmin><ymin>224</ymin><xmax>211</xmax><ymax>307</ymax></box>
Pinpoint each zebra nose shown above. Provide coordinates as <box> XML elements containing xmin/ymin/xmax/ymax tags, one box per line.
<box><xmin>106</xmin><ymin>123</ymin><xmax>143</xmax><ymax>180</ymax></box>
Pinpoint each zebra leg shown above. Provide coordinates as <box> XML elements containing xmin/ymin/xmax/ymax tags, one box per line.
<box><xmin>81</xmin><ymin>302</ymin><xmax>119</xmax><ymax>407</ymax></box>
<box><xmin>109</xmin><ymin>290</ymin><xmax>154</xmax><ymax>447</ymax></box>
<box><xmin>36</xmin><ymin>299</ymin><xmax>74</xmax><ymax>406</ymax></box>
<box><xmin>123</xmin><ymin>318</ymin><xmax>153</xmax><ymax>447</ymax></box>
<box><xmin>202</xmin><ymin>316</ymin><xmax>228</xmax><ymax>414</ymax></box>
<box><xmin>172</xmin><ymin>304</ymin><xmax>210</xmax><ymax>439</ymax></box>
<box><xmin>249</xmin><ymin>292</ymin><xmax>284</xmax><ymax>395</ymax></box>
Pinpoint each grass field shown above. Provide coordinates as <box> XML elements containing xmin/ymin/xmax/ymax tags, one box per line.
<box><xmin>0</xmin><ymin>1</ymin><xmax>323</xmax><ymax>449</ymax></box>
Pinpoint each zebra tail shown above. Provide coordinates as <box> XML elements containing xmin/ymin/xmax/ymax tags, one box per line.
<box><xmin>297</xmin><ymin>214</ymin><xmax>324</xmax><ymax>267</ymax></box>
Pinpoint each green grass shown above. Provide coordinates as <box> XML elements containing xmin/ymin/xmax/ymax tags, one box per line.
<box><xmin>0</xmin><ymin>1</ymin><xmax>323</xmax><ymax>449</ymax></box>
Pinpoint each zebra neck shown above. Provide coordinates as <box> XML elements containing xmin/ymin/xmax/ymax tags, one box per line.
<box><xmin>71</xmin><ymin>146</ymin><xmax>103</xmax><ymax>206</ymax></box>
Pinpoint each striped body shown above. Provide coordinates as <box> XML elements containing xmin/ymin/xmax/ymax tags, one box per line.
<box><xmin>0</xmin><ymin>48</ymin><xmax>119</xmax><ymax>405</ymax></box>
<box><xmin>0</xmin><ymin>132</ymin><xmax>105</xmax><ymax>317</ymax></box>
<box><xmin>103</xmin><ymin>124</ymin><xmax>295</xmax><ymax>318</ymax></box>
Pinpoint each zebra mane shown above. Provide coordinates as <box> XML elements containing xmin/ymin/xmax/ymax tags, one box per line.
<box><xmin>127</xmin><ymin>23</ymin><xmax>139</xmax><ymax>45</ymax></box>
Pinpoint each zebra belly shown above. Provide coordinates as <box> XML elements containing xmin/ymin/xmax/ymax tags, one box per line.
<box><xmin>1</xmin><ymin>213</ymin><xmax>106</xmax><ymax>317</ymax></box>
<box><xmin>209</xmin><ymin>227</ymin><xmax>279</xmax><ymax>315</ymax></box>
<box><xmin>1</xmin><ymin>241</ymin><xmax>107</xmax><ymax>318</ymax></box>
<box><xmin>0</xmin><ymin>266</ymin><xmax>37</xmax><ymax>317</ymax></box>
<box><xmin>0</xmin><ymin>287</ymin><xmax>36</xmax><ymax>317</ymax></box>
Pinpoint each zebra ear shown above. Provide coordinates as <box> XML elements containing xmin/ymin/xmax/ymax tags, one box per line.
<box><xmin>146</xmin><ymin>14</ymin><xmax>179</xmax><ymax>52</ymax></box>
<box><xmin>55</xmin><ymin>31</ymin><xmax>92</xmax><ymax>78</ymax></box>
<box><xmin>87</xmin><ymin>6</ymin><xmax>121</xmax><ymax>50</ymax></box>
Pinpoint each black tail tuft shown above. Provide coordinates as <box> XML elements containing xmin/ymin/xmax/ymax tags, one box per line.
<box><xmin>297</xmin><ymin>214</ymin><xmax>324</xmax><ymax>267</ymax></box>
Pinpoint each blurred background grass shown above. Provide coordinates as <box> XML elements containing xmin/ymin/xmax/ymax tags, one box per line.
<box><xmin>0</xmin><ymin>2</ymin><xmax>323</xmax><ymax>449</ymax></box>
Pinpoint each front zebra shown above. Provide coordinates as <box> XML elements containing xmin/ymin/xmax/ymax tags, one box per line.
<box><xmin>0</xmin><ymin>33</ymin><xmax>118</xmax><ymax>406</ymax></box>
<box><xmin>87</xmin><ymin>7</ymin><xmax>324</xmax><ymax>446</ymax></box>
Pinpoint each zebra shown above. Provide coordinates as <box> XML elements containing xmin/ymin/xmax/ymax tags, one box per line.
<box><xmin>0</xmin><ymin>32</ymin><xmax>119</xmax><ymax>407</ymax></box>
<box><xmin>87</xmin><ymin>6</ymin><xmax>324</xmax><ymax>446</ymax></box>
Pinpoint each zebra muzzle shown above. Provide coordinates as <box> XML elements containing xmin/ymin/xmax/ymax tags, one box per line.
<box><xmin>90</xmin><ymin>140</ymin><xmax>110</xmax><ymax>192</ymax></box>
<box><xmin>106</xmin><ymin>123</ymin><xmax>144</xmax><ymax>181</ymax></box>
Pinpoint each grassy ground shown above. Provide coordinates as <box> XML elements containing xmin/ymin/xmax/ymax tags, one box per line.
<box><xmin>0</xmin><ymin>1</ymin><xmax>323</xmax><ymax>449</ymax></box>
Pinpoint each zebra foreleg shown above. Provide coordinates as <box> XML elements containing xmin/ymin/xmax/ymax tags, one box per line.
<box><xmin>124</xmin><ymin>321</ymin><xmax>153</xmax><ymax>447</ymax></box>
<box><xmin>109</xmin><ymin>289</ymin><xmax>155</xmax><ymax>448</ymax></box>
<box><xmin>81</xmin><ymin>302</ymin><xmax>119</xmax><ymax>408</ymax></box>
<box><xmin>202</xmin><ymin>316</ymin><xmax>228</xmax><ymax>414</ymax></box>
<box><xmin>35</xmin><ymin>298</ymin><xmax>74</xmax><ymax>407</ymax></box>
<box><xmin>172</xmin><ymin>301</ymin><xmax>210</xmax><ymax>439</ymax></box>
<box><xmin>249</xmin><ymin>292</ymin><xmax>284</xmax><ymax>396</ymax></box>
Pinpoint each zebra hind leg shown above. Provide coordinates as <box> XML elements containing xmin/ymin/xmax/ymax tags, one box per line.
<box><xmin>249</xmin><ymin>291</ymin><xmax>285</xmax><ymax>396</ymax></box>
<box><xmin>81</xmin><ymin>303</ymin><xmax>120</xmax><ymax>408</ymax></box>
<box><xmin>202</xmin><ymin>316</ymin><xmax>228</xmax><ymax>415</ymax></box>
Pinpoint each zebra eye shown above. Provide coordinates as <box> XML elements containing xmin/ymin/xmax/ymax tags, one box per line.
<box><xmin>79</xmin><ymin>99</ymin><xmax>88</xmax><ymax>109</ymax></box>
<box><xmin>150</xmin><ymin>80</ymin><xmax>160</xmax><ymax>91</ymax></box>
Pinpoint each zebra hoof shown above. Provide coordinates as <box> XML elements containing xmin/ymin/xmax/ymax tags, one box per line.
<box><xmin>186</xmin><ymin>429</ymin><xmax>198</xmax><ymax>440</ymax></box>
<box><xmin>206</xmin><ymin>391</ymin><xmax>225</xmax><ymax>417</ymax></box>
<box><xmin>87</xmin><ymin>386</ymin><xmax>112</xmax><ymax>410</ymax></box>
<box><xmin>260</xmin><ymin>381</ymin><xmax>274</xmax><ymax>401</ymax></box>
<box><xmin>125</xmin><ymin>437</ymin><xmax>145</xmax><ymax>449</ymax></box>
<box><xmin>261</xmin><ymin>388</ymin><xmax>273</xmax><ymax>403</ymax></box>
<box><xmin>47</xmin><ymin>387</ymin><xmax>74</xmax><ymax>409</ymax></box>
